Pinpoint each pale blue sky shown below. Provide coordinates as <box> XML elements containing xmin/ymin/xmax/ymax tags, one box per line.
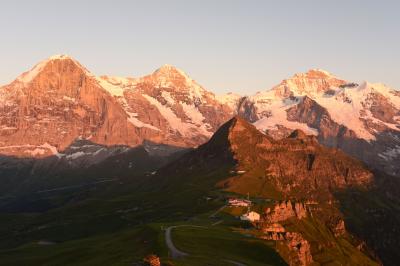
<box><xmin>0</xmin><ymin>0</ymin><xmax>399</xmax><ymax>94</ymax></box>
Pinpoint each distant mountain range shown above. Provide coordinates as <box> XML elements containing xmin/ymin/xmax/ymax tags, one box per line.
<box><xmin>0</xmin><ymin>55</ymin><xmax>399</xmax><ymax>176</ymax></box>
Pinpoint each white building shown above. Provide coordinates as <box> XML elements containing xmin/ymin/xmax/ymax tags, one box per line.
<box><xmin>228</xmin><ymin>198</ymin><xmax>251</xmax><ymax>207</ymax></box>
<box><xmin>240</xmin><ymin>211</ymin><xmax>260</xmax><ymax>222</ymax></box>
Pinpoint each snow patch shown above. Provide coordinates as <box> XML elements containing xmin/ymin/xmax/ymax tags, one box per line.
<box><xmin>40</xmin><ymin>143</ymin><xmax>63</xmax><ymax>158</ymax></box>
<box><xmin>161</xmin><ymin>91</ymin><xmax>176</xmax><ymax>105</ymax></box>
<box><xmin>66</xmin><ymin>151</ymin><xmax>86</xmax><ymax>160</ymax></box>
<box><xmin>216</xmin><ymin>92</ymin><xmax>241</xmax><ymax>110</ymax></box>
<box><xmin>119</xmin><ymin>98</ymin><xmax>160</xmax><ymax>131</ymax></box>
<box><xmin>143</xmin><ymin>94</ymin><xmax>207</xmax><ymax>136</ymax></box>
<box><xmin>62</xmin><ymin>96</ymin><xmax>76</xmax><ymax>102</ymax></box>
<box><xmin>143</xmin><ymin>94</ymin><xmax>189</xmax><ymax>135</ymax></box>
<box><xmin>378</xmin><ymin>145</ymin><xmax>400</xmax><ymax>161</ymax></box>
<box><xmin>181</xmin><ymin>102</ymin><xmax>212</xmax><ymax>136</ymax></box>
<box><xmin>0</xmin><ymin>143</ymin><xmax>63</xmax><ymax>158</ymax></box>
<box><xmin>96</xmin><ymin>77</ymin><xmax>125</xmax><ymax>97</ymax></box>
<box><xmin>251</xmin><ymin>92</ymin><xmax>318</xmax><ymax>136</ymax></box>
<box><xmin>315</xmin><ymin>87</ymin><xmax>375</xmax><ymax>140</ymax></box>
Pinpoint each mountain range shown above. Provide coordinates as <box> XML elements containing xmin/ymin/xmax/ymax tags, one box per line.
<box><xmin>1</xmin><ymin>55</ymin><xmax>399</xmax><ymax>176</ymax></box>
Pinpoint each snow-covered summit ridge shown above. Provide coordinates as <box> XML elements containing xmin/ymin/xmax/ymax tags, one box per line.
<box><xmin>245</xmin><ymin>70</ymin><xmax>400</xmax><ymax>141</ymax></box>
<box><xmin>216</xmin><ymin>92</ymin><xmax>242</xmax><ymax>110</ymax></box>
<box><xmin>48</xmin><ymin>54</ymin><xmax>73</xmax><ymax>60</ymax></box>
<box><xmin>153</xmin><ymin>64</ymin><xmax>189</xmax><ymax>77</ymax></box>
<box><xmin>16</xmin><ymin>54</ymin><xmax>92</xmax><ymax>85</ymax></box>
<box><xmin>150</xmin><ymin>64</ymin><xmax>202</xmax><ymax>89</ymax></box>
<box><xmin>294</xmin><ymin>69</ymin><xmax>335</xmax><ymax>78</ymax></box>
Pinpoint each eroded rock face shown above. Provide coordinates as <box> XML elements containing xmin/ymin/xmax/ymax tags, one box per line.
<box><xmin>237</xmin><ymin>96</ymin><xmax>259</xmax><ymax>122</ymax></box>
<box><xmin>261</xmin><ymin>201</ymin><xmax>314</xmax><ymax>265</ymax></box>
<box><xmin>284</xmin><ymin>232</ymin><xmax>314</xmax><ymax>266</ymax></box>
<box><xmin>262</xmin><ymin>228</ymin><xmax>313</xmax><ymax>266</ymax></box>
<box><xmin>365</xmin><ymin>92</ymin><xmax>399</xmax><ymax>124</ymax></box>
<box><xmin>286</xmin><ymin>96</ymin><xmax>355</xmax><ymax>144</ymax></box>
<box><xmin>143</xmin><ymin>254</ymin><xmax>161</xmax><ymax>266</ymax></box>
<box><xmin>261</xmin><ymin>201</ymin><xmax>313</xmax><ymax>265</ymax></box>
<box><xmin>334</xmin><ymin>219</ymin><xmax>346</xmax><ymax>237</ymax></box>
<box><xmin>265</xmin><ymin>201</ymin><xmax>308</xmax><ymax>223</ymax></box>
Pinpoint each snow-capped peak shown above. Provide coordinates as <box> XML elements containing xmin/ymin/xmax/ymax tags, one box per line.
<box><xmin>152</xmin><ymin>64</ymin><xmax>192</xmax><ymax>81</ymax></box>
<box><xmin>155</xmin><ymin>64</ymin><xmax>184</xmax><ymax>73</ymax></box>
<box><xmin>95</xmin><ymin>76</ymin><xmax>139</xmax><ymax>97</ymax></box>
<box><xmin>216</xmin><ymin>92</ymin><xmax>242</xmax><ymax>109</ymax></box>
<box><xmin>16</xmin><ymin>54</ymin><xmax>92</xmax><ymax>85</ymax></box>
<box><xmin>268</xmin><ymin>69</ymin><xmax>347</xmax><ymax>98</ymax></box>
<box><xmin>141</xmin><ymin>64</ymin><xmax>207</xmax><ymax>99</ymax></box>
<box><xmin>290</xmin><ymin>68</ymin><xmax>339</xmax><ymax>82</ymax></box>
<box><xmin>304</xmin><ymin>68</ymin><xmax>333</xmax><ymax>78</ymax></box>
<box><xmin>48</xmin><ymin>54</ymin><xmax>73</xmax><ymax>60</ymax></box>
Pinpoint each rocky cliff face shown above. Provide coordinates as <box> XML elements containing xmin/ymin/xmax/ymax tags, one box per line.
<box><xmin>265</xmin><ymin>201</ymin><xmax>308</xmax><ymax>223</ymax></box>
<box><xmin>0</xmin><ymin>55</ymin><xmax>148</xmax><ymax>159</ymax></box>
<box><xmin>262</xmin><ymin>201</ymin><xmax>313</xmax><ymax>266</ymax></box>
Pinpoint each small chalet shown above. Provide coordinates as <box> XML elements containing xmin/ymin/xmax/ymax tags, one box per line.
<box><xmin>240</xmin><ymin>211</ymin><xmax>260</xmax><ymax>222</ymax></box>
<box><xmin>228</xmin><ymin>198</ymin><xmax>251</xmax><ymax>207</ymax></box>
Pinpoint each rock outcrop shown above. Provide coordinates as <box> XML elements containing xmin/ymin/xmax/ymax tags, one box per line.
<box><xmin>143</xmin><ymin>254</ymin><xmax>161</xmax><ymax>266</ymax></box>
<box><xmin>265</xmin><ymin>201</ymin><xmax>308</xmax><ymax>223</ymax></box>
<box><xmin>284</xmin><ymin>232</ymin><xmax>314</xmax><ymax>266</ymax></box>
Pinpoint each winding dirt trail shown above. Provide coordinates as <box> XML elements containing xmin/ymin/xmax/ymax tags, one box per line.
<box><xmin>165</xmin><ymin>226</ymin><xmax>188</xmax><ymax>258</ymax></box>
<box><xmin>165</xmin><ymin>225</ymin><xmax>207</xmax><ymax>258</ymax></box>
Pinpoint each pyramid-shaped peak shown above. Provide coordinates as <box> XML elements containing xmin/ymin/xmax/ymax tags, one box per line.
<box><xmin>48</xmin><ymin>54</ymin><xmax>74</xmax><ymax>60</ymax></box>
<box><xmin>214</xmin><ymin>116</ymin><xmax>252</xmax><ymax>133</ymax></box>
<box><xmin>16</xmin><ymin>54</ymin><xmax>91</xmax><ymax>84</ymax></box>
<box><xmin>45</xmin><ymin>54</ymin><xmax>86</xmax><ymax>68</ymax></box>
<box><xmin>153</xmin><ymin>64</ymin><xmax>190</xmax><ymax>79</ymax></box>
<box><xmin>229</xmin><ymin>116</ymin><xmax>270</xmax><ymax>140</ymax></box>
<box><xmin>229</xmin><ymin>116</ymin><xmax>252</xmax><ymax>129</ymax></box>
<box><xmin>158</xmin><ymin>64</ymin><xmax>179</xmax><ymax>71</ymax></box>
<box><xmin>144</xmin><ymin>64</ymin><xmax>206</xmax><ymax>92</ymax></box>
<box><xmin>307</xmin><ymin>68</ymin><xmax>332</xmax><ymax>76</ymax></box>
<box><xmin>270</xmin><ymin>69</ymin><xmax>347</xmax><ymax>96</ymax></box>
<box><xmin>293</xmin><ymin>69</ymin><xmax>335</xmax><ymax>79</ymax></box>
<box><xmin>206</xmin><ymin>116</ymin><xmax>262</xmax><ymax>146</ymax></box>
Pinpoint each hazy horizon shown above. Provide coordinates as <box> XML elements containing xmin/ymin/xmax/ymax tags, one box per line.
<box><xmin>1</xmin><ymin>0</ymin><xmax>399</xmax><ymax>94</ymax></box>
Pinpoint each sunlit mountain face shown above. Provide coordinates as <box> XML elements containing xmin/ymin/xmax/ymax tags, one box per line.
<box><xmin>1</xmin><ymin>56</ymin><xmax>398</xmax><ymax>174</ymax></box>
